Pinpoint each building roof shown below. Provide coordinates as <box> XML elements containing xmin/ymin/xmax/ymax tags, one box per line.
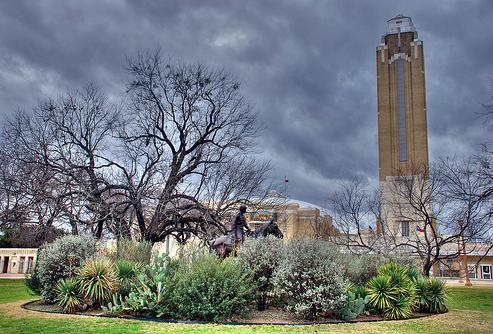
<box><xmin>385</xmin><ymin>14</ymin><xmax>416</xmax><ymax>36</ymax></box>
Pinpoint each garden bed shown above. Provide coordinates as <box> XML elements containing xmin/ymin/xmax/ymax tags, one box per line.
<box><xmin>22</xmin><ymin>300</ymin><xmax>433</xmax><ymax>325</ymax></box>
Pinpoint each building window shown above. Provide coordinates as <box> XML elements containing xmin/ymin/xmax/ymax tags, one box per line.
<box><xmin>468</xmin><ymin>264</ymin><xmax>477</xmax><ymax>279</ymax></box>
<box><xmin>481</xmin><ymin>265</ymin><xmax>492</xmax><ymax>280</ymax></box>
<box><xmin>396</xmin><ymin>58</ymin><xmax>407</xmax><ymax>161</ymax></box>
<box><xmin>401</xmin><ymin>221</ymin><xmax>410</xmax><ymax>237</ymax></box>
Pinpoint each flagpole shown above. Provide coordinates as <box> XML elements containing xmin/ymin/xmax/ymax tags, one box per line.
<box><xmin>283</xmin><ymin>176</ymin><xmax>288</xmax><ymax>235</ymax></box>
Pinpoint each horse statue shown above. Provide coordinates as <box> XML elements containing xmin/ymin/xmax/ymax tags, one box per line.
<box><xmin>211</xmin><ymin>219</ymin><xmax>284</xmax><ymax>258</ymax></box>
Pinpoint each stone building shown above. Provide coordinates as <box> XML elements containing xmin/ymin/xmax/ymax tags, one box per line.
<box><xmin>376</xmin><ymin>14</ymin><xmax>430</xmax><ymax>238</ymax></box>
<box><xmin>375</xmin><ymin>15</ymin><xmax>492</xmax><ymax>280</ymax></box>
<box><xmin>246</xmin><ymin>199</ymin><xmax>337</xmax><ymax>240</ymax></box>
<box><xmin>0</xmin><ymin>248</ymin><xmax>37</xmax><ymax>274</ymax></box>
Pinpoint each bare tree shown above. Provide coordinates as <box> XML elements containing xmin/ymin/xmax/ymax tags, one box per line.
<box><xmin>0</xmin><ymin>52</ymin><xmax>272</xmax><ymax>245</ymax></box>
<box><xmin>328</xmin><ymin>177</ymin><xmax>397</xmax><ymax>255</ymax></box>
<box><xmin>122</xmin><ymin>51</ymin><xmax>266</xmax><ymax>243</ymax></box>
<box><xmin>330</xmin><ymin>161</ymin><xmax>492</xmax><ymax>276</ymax></box>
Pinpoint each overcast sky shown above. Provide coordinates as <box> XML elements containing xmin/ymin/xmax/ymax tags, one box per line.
<box><xmin>1</xmin><ymin>1</ymin><xmax>492</xmax><ymax>207</ymax></box>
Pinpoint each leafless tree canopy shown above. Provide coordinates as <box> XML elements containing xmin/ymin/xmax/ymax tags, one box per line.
<box><xmin>0</xmin><ymin>52</ymin><xmax>272</xmax><ymax>245</ymax></box>
<box><xmin>329</xmin><ymin>161</ymin><xmax>493</xmax><ymax>276</ymax></box>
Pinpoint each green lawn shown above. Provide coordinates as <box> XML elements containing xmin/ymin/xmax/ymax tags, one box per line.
<box><xmin>0</xmin><ymin>279</ymin><xmax>492</xmax><ymax>333</ymax></box>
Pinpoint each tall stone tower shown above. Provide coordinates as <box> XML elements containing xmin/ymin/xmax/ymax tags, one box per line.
<box><xmin>377</xmin><ymin>14</ymin><xmax>429</xmax><ymax>181</ymax></box>
<box><xmin>376</xmin><ymin>15</ymin><xmax>430</xmax><ymax>239</ymax></box>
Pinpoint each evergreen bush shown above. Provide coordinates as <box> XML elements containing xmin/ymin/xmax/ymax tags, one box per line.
<box><xmin>272</xmin><ymin>239</ymin><xmax>347</xmax><ymax>319</ymax></box>
<box><xmin>366</xmin><ymin>262</ymin><xmax>416</xmax><ymax>319</ymax></box>
<box><xmin>33</xmin><ymin>235</ymin><xmax>96</xmax><ymax>302</ymax></box>
<box><xmin>337</xmin><ymin>253</ymin><xmax>386</xmax><ymax>285</ymax></box>
<box><xmin>170</xmin><ymin>253</ymin><xmax>255</xmax><ymax>321</ymax></box>
<box><xmin>237</xmin><ymin>236</ymin><xmax>283</xmax><ymax>310</ymax></box>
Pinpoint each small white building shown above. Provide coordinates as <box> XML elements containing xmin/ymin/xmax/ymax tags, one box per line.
<box><xmin>0</xmin><ymin>248</ymin><xmax>37</xmax><ymax>274</ymax></box>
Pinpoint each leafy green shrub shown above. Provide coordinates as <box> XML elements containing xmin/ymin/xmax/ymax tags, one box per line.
<box><xmin>170</xmin><ymin>253</ymin><xmax>255</xmax><ymax>321</ymax></box>
<box><xmin>237</xmin><ymin>236</ymin><xmax>284</xmax><ymax>310</ymax></box>
<box><xmin>25</xmin><ymin>262</ymin><xmax>42</xmax><ymax>295</ymax></box>
<box><xmin>353</xmin><ymin>285</ymin><xmax>369</xmax><ymax>300</ymax></box>
<box><xmin>366</xmin><ymin>262</ymin><xmax>416</xmax><ymax>319</ymax></box>
<box><xmin>116</xmin><ymin>239</ymin><xmax>152</xmax><ymax>264</ymax></box>
<box><xmin>78</xmin><ymin>258</ymin><xmax>118</xmax><ymax>307</ymax></box>
<box><xmin>115</xmin><ymin>260</ymin><xmax>140</xmax><ymax>297</ymax></box>
<box><xmin>337</xmin><ymin>253</ymin><xmax>386</xmax><ymax>285</ymax></box>
<box><xmin>55</xmin><ymin>278</ymin><xmax>83</xmax><ymax>313</ymax></box>
<box><xmin>338</xmin><ymin>291</ymin><xmax>369</xmax><ymax>321</ymax></box>
<box><xmin>34</xmin><ymin>235</ymin><xmax>96</xmax><ymax>302</ymax></box>
<box><xmin>272</xmin><ymin>239</ymin><xmax>347</xmax><ymax>319</ymax></box>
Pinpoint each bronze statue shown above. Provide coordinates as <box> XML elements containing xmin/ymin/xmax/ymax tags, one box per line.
<box><xmin>230</xmin><ymin>205</ymin><xmax>251</xmax><ymax>247</ymax></box>
<box><xmin>211</xmin><ymin>206</ymin><xmax>283</xmax><ymax>258</ymax></box>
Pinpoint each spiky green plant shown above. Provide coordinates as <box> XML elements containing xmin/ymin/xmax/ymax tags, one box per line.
<box><xmin>354</xmin><ymin>285</ymin><xmax>368</xmax><ymax>300</ymax></box>
<box><xmin>78</xmin><ymin>258</ymin><xmax>118</xmax><ymax>306</ymax></box>
<box><xmin>115</xmin><ymin>260</ymin><xmax>140</xmax><ymax>296</ymax></box>
<box><xmin>427</xmin><ymin>278</ymin><xmax>447</xmax><ymax>313</ymax></box>
<box><xmin>55</xmin><ymin>278</ymin><xmax>83</xmax><ymax>313</ymax></box>
<box><xmin>384</xmin><ymin>294</ymin><xmax>413</xmax><ymax>319</ymax></box>
<box><xmin>366</xmin><ymin>275</ymin><xmax>398</xmax><ymax>310</ymax></box>
<box><xmin>413</xmin><ymin>276</ymin><xmax>431</xmax><ymax>312</ymax></box>
<box><xmin>406</xmin><ymin>266</ymin><xmax>422</xmax><ymax>281</ymax></box>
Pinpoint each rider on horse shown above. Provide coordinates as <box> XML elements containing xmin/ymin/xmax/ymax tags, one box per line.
<box><xmin>229</xmin><ymin>205</ymin><xmax>251</xmax><ymax>247</ymax></box>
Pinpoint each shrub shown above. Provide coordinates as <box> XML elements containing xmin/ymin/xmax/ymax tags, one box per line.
<box><xmin>237</xmin><ymin>236</ymin><xmax>284</xmax><ymax>310</ymax></box>
<box><xmin>116</xmin><ymin>239</ymin><xmax>152</xmax><ymax>264</ymax></box>
<box><xmin>170</xmin><ymin>253</ymin><xmax>255</xmax><ymax>321</ymax></box>
<box><xmin>34</xmin><ymin>235</ymin><xmax>96</xmax><ymax>303</ymax></box>
<box><xmin>337</xmin><ymin>253</ymin><xmax>386</xmax><ymax>285</ymax></box>
<box><xmin>115</xmin><ymin>260</ymin><xmax>140</xmax><ymax>297</ymax></box>
<box><xmin>55</xmin><ymin>278</ymin><xmax>83</xmax><ymax>313</ymax></box>
<box><xmin>25</xmin><ymin>262</ymin><xmax>42</xmax><ymax>295</ymax></box>
<box><xmin>338</xmin><ymin>291</ymin><xmax>369</xmax><ymax>321</ymax></box>
<box><xmin>272</xmin><ymin>239</ymin><xmax>347</xmax><ymax>319</ymax></box>
<box><xmin>367</xmin><ymin>275</ymin><xmax>398</xmax><ymax>310</ymax></box>
<box><xmin>78</xmin><ymin>258</ymin><xmax>118</xmax><ymax>307</ymax></box>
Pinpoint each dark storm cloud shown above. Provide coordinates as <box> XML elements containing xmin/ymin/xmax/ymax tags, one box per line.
<box><xmin>0</xmin><ymin>0</ymin><xmax>492</xmax><ymax>206</ymax></box>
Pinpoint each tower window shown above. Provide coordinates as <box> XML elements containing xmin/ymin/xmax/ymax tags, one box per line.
<box><xmin>401</xmin><ymin>221</ymin><xmax>410</xmax><ymax>237</ymax></box>
<box><xmin>396</xmin><ymin>58</ymin><xmax>407</xmax><ymax>161</ymax></box>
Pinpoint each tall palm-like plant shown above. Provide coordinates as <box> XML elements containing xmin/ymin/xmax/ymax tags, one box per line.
<box><xmin>78</xmin><ymin>258</ymin><xmax>118</xmax><ymax>306</ymax></box>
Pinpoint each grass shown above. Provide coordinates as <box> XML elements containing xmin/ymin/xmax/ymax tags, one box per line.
<box><xmin>0</xmin><ymin>279</ymin><xmax>492</xmax><ymax>333</ymax></box>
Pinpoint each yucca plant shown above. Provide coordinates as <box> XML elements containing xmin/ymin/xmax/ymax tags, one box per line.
<box><xmin>406</xmin><ymin>266</ymin><xmax>422</xmax><ymax>282</ymax></box>
<box><xmin>384</xmin><ymin>294</ymin><xmax>413</xmax><ymax>319</ymax></box>
<box><xmin>115</xmin><ymin>260</ymin><xmax>140</xmax><ymax>296</ymax></box>
<box><xmin>366</xmin><ymin>275</ymin><xmax>398</xmax><ymax>310</ymax></box>
<box><xmin>78</xmin><ymin>258</ymin><xmax>119</xmax><ymax>306</ymax></box>
<box><xmin>427</xmin><ymin>278</ymin><xmax>447</xmax><ymax>313</ymax></box>
<box><xmin>413</xmin><ymin>276</ymin><xmax>432</xmax><ymax>312</ymax></box>
<box><xmin>55</xmin><ymin>278</ymin><xmax>83</xmax><ymax>313</ymax></box>
<box><xmin>353</xmin><ymin>284</ymin><xmax>369</xmax><ymax>300</ymax></box>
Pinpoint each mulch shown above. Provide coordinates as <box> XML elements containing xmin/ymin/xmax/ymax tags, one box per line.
<box><xmin>22</xmin><ymin>300</ymin><xmax>431</xmax><ymax>326</ymax></box>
